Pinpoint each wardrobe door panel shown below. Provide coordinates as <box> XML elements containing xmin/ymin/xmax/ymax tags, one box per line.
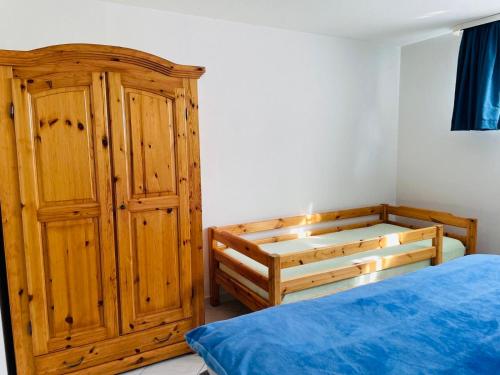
<box><xmin>11</xmin><ymin>72</ymin><xmax>118</xmax><ymax>355</ymax></box>
<box><xmin>127</xmin><ymin>89</ymin><xmax>177</xmax><ymax>197</ymax></box>
<box><xmin>33</xmin><ymin>87</ymin><xmax>96</xmax><ymax>204</ymax></box>
<box><xmin>132</xmin><ymin>210</ymin><xmax>181</xmax><ymax>313</ymax></box>
<box><xmin>108</xmin><ymin>72</ymin><xmax>192</xmax><ymax>334</ymax></box>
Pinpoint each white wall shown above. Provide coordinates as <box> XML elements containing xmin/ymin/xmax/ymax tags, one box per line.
<box><xmin>397</xmin><ymin>32</ymin><xmax>500</xmax><ymax>254</ymax></box>
<box><xmin>0</xmin><ymin>0</ymin><xmax>401</xmax><ymax>370</ymax></box>
<box><xmin>0</xmin><ymin>0</ymin><xmax>400</xmax><ymax>281</ymax></box>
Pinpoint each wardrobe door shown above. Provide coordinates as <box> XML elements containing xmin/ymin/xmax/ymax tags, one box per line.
<box><xmin>11</xmin><ymin>72</ymin><xmax>118</xmax><ymax>355</ymax></box>
<box><xmin>108</xmin><ymin>72</ymin><xmax>192</xmax><ymax>334</ymax></box>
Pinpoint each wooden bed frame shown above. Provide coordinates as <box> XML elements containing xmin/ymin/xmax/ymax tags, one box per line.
<box><xmin>208</xmin><ymin>204</ymin><xmax>477</xmax><ymax>311</ymax></box>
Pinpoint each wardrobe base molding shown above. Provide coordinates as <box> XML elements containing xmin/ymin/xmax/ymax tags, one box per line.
<box><xmin>35</xmin><ymin>319</ymin><xmax>192</xmax><ymax>374</ymax></box>
<box><xmin>71</xmin><ymin>342</ymin><xmax>191</xmax><ymax>375</ymax></box>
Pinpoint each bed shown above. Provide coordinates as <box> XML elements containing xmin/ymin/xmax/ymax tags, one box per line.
<box><xmin>209</xmin><ymin>204</ymin><xmax>477</xmax><ymax>309</ymax></box>
<box><xmin>188</xmin><ymin>254</ymin><xmax>500</xmax><ymax>375</ymax></box>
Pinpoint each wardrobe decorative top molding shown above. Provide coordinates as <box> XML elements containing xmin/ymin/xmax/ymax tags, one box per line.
<box><xmin>0</xmin><ymin>43</ymin><xmax>206</xmax><ymax>78</ymax></box>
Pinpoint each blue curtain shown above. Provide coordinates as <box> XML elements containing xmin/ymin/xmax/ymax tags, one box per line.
<box><xmin>451</xmin><ymin>21</ymin><xmax>500</xmax><ymax>131</ymax></box>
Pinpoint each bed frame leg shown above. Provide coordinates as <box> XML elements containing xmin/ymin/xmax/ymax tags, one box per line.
<box><xmin>210</xmin><ymin>284</ymin><xmax>220</xmax><ymax>306</ymax></box>
<box><xmin>432</xmin><ymin>225</ymin><xmax>443</xmax><ymax>265</ymax></box>
<box><xmin>268</xmin><ymin>254</ymin><xmax>282</xmax><ymax>306</ymax></box>
<box><xmin>208</xmin><ymin>227</ymin><xmax>221</xmax><ymax>306</ymax></box>
<box><xmin>466</xmin><ymin>219</ymin><xmax>478</xmax><ymax>254</ymax></box>
<box><xmin>210</xmin><ymin>271</ymin><xmax>220</xmax><ymax>307</ymax></box>
<box><xmin>380</xmin><ymin>204</ymin><xmax>389</xmax><ymax>222</ymax></box>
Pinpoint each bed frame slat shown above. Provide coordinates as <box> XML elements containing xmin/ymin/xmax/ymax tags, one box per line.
<box><xmin>212</xmin><ymin>229</ymin><xmax>271</xmax><ymax>266</ymax></box>
<box><xmin>218</xmin><ymin>206</ymin><xmax>383</xmax><ymax>235</ymax></box>
<box><xmin>214</xmin><ymin>248</ymin><xmax>269</xmax><ymax>291</ymax></box>
<box><xmin>386</xmin><ymin>220</ymin><xmax>468</xmax><ymax>245</ymax></box>
<box><xmin>214</xmin><ymin>270</ymin><xmax>269</xmax><ymax>311</ymax></box>
<box><xmin>279</xmin><ymin>226</ymin><xmax>438</xmax><ymax>268</ymax></box>
<box><xmin>252</xmin><ymin>219</ymin><xmax>384</xmax><ymax>246</ymax></box>
<box><xmin>387</xmin><ymin>205</ymin><xmax>470</xmax><ymax>228</ymax></box>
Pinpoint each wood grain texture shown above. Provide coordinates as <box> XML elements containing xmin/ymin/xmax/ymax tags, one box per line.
<box><xmin>126</xmin><ymin>88</ymin><xmax>176</xmax><ymax>197</ymax></box>
<box><xmin>0</xmin><ymin>44</ymin><xmax>204</xmax><ymax>374</ymax></box>
<box><xmin>212</xmin><ymin>229</ymin><xmax>271</xmax><ymax>266</ymax></box>
<box><xmin>387</xmin><ymin>205</ymin><xmax>471</xmax><ymax>228</ymax></box>
<box><xmin>387</xmin><ymin>205</ymin><xmax>477</xmax><ymax>254</ymax></box>
<box><xmin>211</xmin><ymin>204</ymin><xmax>469</xmax><ymax>312</ymax></box>
<box><xmin>380</xmin><ymin>203</ymin><xmax>389</xmax><ymax>221</ymax></box>
<box><xmin>279</xmin><ymin>226</ymin><xmax>438</xmax><ymax>268</ymax></box>
<box><xmin>466</xmin><ymin>219</ymin><xmax>478</xmax><ymax>254</ymax></box>
<box><xmin>386</xmin><ymin>220</ymin><xmax>467</xmax><ymax>245</ymax></box>
<box><xmin>35</xmin><ymin>319</ymin><xmax>192</xmax><ymax>374</ymax></box>
<box><xmin>0</xmin><ymin>44</ymin><xmax>205</xmax><ymax>78</ymax></box>
<box><xmin>31</xmin><ymin>85</ymin><xmax>96</xmax><ymax>204</ymax></box>
<box><xmin>268</xmin><ymin>255</ymin><xmax>282</xmax><ymax>306</ymax></box>
<box><xmin>432</xmin><ymin>225</ymin><xmax>444</xmax><ymax>265</ymax></box>
<box><xmin>109</xmin><ymin>73</ymin><xmax>193</xmax><ymax>335</ymax></box>
<box><xmin>174</xmin><ymin>87</ymin><xmax>194</xmax><ymax>323</ymax></box>
<box><xmin>208</xmin><ymin>227</ymin><xmax>220</xmax><ymax>307</ymax></box>
<box><xmin>12</xmin><ymin>72</ymin><xmax>119</xmax><ymax>355</ymax></box>
<box><xmin>0</xmin><ymin>66</ymin><xmax>36</xmax><ymax>373</ymax></box>
<box><xmin>241</xmin><ymin>219</ymin><xmax>384</xmax><ymax>248</ymax></box>
<box><xmin>90</xmin><ymin>71</ymin><xmax>120</xmax><ymax>342</ymax></box>
<box><xmin>218</xmin><ymin>205</ymin><xmax>384</xmax><ymax>235</ymax></box>
<box><xmin>184</xmin><ymin>78</ymin><xmax>205</xmax><ymax>326</ymax></box>
<box><xmin>214</xmin><ymin>248</ymin><xmax>269</xmax><ymax>291</ymax></box>
<box><xmin>37</xmin><ymin>203</ymin><xmax>100</xmax><ymax>222</ymax></box>
<box><xmin>215</xmin><ymin>270</ymin><xmax>269</xmax><ymax>311</ymax></box>
<box><xmin>11</xmin><ymin>76</ymin><xmax>50</xmax><ymax>355</ymax></box>
<box><xmin>281</xmin><ymin>247</ymin><xmax>437</xmax><ymax>294</ymax></box>
<box><xmin>43</xmin><ymin>219</ymin><xmax>108</xmax><ymax>352</ymax></box>
<box><xmin>70</xmin><ymin>342</ymin><xmax>191</xmax><ymax>375</ymax></box>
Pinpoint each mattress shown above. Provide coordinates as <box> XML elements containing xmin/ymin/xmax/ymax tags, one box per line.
<box><xmin>189</xmin><ymin>255</ymin><xmax>500</xmax><ymax>375</ymax></box>
<box><xmin>220</xmin><ymin>223</ymin><xmax>465</xmax><ymax>303</ymax></box>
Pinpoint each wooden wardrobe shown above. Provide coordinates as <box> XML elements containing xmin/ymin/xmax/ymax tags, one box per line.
<box><xmin>0</xmin><ymin>44</ymin><xmax>205</xmax><ymax>374</ymax></box>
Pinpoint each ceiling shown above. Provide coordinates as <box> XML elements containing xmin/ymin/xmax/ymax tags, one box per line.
<box><xmin>105</xmin><ymin>0</ymin><xmax>500</xmax><ymax>45</ymax></box>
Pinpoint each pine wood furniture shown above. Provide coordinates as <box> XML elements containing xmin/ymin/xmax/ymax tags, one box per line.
<box><xmin>0</xmin><ymin>44</ymin><xmax>205</xmax><ymax>374</ymax></box>
<box><xmin>209</xmin><ymin>204</ymin><xmax>477</xmax><ymax>310</ymax></box>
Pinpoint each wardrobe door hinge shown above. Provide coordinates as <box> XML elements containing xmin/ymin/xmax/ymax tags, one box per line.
<box><xmin>185</xmin><ymin>108</ymin><xmax>188</xmax><ymax>121</ymax></box>
<box><xmin>9</xmin><ymin>102</ymin><xmax>14</xmax><ymax>120</ymax></box>
<box><xmin>27</xmin><ymin>321</ymin><xmax>32</xmax><ymax>336</ymax></box>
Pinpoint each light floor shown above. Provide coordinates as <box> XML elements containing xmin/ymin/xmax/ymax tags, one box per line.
<box><xmin>126</xmin><ymin>299</ymin><xmax>250</xmax><ymax>375</ymax></box>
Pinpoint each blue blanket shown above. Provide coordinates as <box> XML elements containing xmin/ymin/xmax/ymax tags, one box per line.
<box><xmin>186</xmin><ymin>255</ymin><xmax>500</xmax><ymax>375</ymax></box>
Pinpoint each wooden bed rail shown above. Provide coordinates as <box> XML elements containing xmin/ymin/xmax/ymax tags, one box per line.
<box><xmin>278</xmin><ymin>226</ymin><xmax>441</xmax><ymax>268</ymax></box>
<box><xmin>216</xmin><ymin>219</ymin><xmax>386</xmax><ymax>250</ymax></box>
<box><xmin>386</xmin><ymin>205</ymin><xmax>477</xmax><ymax>254</ymax></box>
<box><xmin>274</xmin><ymin>225</ymin><xmax>443</xmax><ymax>304</ymax></box>
<box><xmin>215</xmin><ymin>205</ymin><xmax>384</xmax><ymax>235</ymax></box>
<box><xmin>208</xmin><ymin>227</ymin><xmax>272</xmax><ymax>306</ymax></box>
<box><xmin>209</xmin><ymin>221</ymin><xmax>445</xmax><ymax>308</ymax></box>
<box><xmin>211</xmin><ymin>229</ymin><xmax>271</xmax><ymax>266</ymax></box>
<box><xmin>280</xmin><ymin>246</ymin><xmax>438</xmax><ymax>296</ymax></box>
